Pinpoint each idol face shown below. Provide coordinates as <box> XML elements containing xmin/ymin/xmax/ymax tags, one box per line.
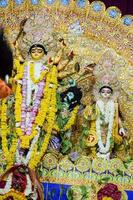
<box><xmin>100</xmin><ymin>87</ymin><xmax>113</xmax><ymax>99</ymax></box>
<box><xmin>30</xmin><ymin>46</ymin><xmax>45</xmax><ymax>60</ymax></box>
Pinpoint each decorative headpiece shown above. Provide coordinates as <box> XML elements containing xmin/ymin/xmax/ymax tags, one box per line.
<box><xmin>94</xmin><ymin>50</ymin><xmax>116</xmax><ymax>76</ymax></box>
<box><xmin>94</xmin><ymin>72</ymin><xmax>120</xmax><ymax>100</ymax></box>
<box><xmin>93</xmin><ymin>50</ymin><xmax>120</xmax><ymax>100</ymax></box>
<box><xmin>18</xmin><ymin>14</ymin><xmax>57</xmax><ymax>58</ymax></box>
<box><xmin>68</xmin><ymin>20</ymin><xmax>84</xmax><ymax>36</ymax></box>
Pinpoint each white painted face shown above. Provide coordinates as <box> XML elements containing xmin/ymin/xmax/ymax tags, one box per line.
<box><xmin>100</xmin><ymin>87</ymin><xmax>112</xmax><ymax>99</ymax></box>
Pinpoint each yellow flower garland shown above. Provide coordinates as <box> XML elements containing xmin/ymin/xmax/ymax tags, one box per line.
<box><xmin>1</xmin><ymin>99</ymin><xmax>8</xmax><ymax>158</ymax></box>
<box><xmin>29</xmin><ymin>65</ymin><xmax>58</xmax><ymax>169</ymax></box>
<box><xmin>0</xmin><ymin>101</ymin><xmax>1</xmax><ymax>124</ymax></box>
<box><xmin>14</xmin><ymin>59</ymin><xmax>24</xmax><ymax>80</ymax></box>
<box><xmin>0</xmin><ymin>189</ymin><xmax>26</xmax><ymax>200</ymax></box>
<box><xmin>15</xmin><ymin>83</ymin><xmax>22</xmax><ymax>123</ymax></box>
<box><xmin>1</xmin><ymin>99</ymin><xmax>17</xmax><ymax>169</ymax></box>
<box><xmin>53</xmin><ymin>105</ymin><xmax>79</xmax><ymax>132</ymax></box>
<box><xmin>15</xmin><ymin>81</ymin><xmax>23</xmax><ymax>146</ymax></box>
<box><xmin>62</xmin><ymin>105</ymin><xmax>79</xmax><ymax>131</ymax></box>
<box><xmin>14</xmin><ymin>61</ymin><xmax>57</xmax><ymax>149</ymax></box>
<box><xmin>14</xmin><ymin>60</ymin><xmax>24</xmax><ymax>139</ymax></box>
<box><xmin>1</xmin><ymin>61</ymin><xmax>57</xmax><ymax>169</ymax></box>
<box><xmin>29</xmin><ymin>62</ymin><xmax>49</xmax><ymax>84</ymax></box>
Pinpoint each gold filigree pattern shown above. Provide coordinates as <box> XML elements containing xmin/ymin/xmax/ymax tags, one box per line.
<box><xmin>40</xmin><ymin>154</ymin><xmax>133</xmax><ymax>190</ymax></box>
<box><xmin>42</xmin><ymin>153</ymin><xmax>58</xmax><ymax>170</ymax></box>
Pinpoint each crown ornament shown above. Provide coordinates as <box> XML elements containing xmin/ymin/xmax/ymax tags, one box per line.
<box><xmin>68</xmin><ymin>20</ymin><xmax>84</xmax><ymax>35</ymax></box>
<box><xmin>18</xmin><ymin>13</ymin><xmax>57</xmax><ymax>58</ymax></box>
<box><xmin>93</xmin><ymin>50</ymin><xmax>120</xmax><ymax>100</ymax></box>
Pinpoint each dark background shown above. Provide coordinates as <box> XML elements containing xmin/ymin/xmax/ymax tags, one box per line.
<box><xmin>90</xmin><ymin>0</ymin><xmax>133</xmax><ymax>15</ymax></box>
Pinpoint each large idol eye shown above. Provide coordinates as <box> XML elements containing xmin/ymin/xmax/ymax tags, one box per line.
<box><xmin>101</xmin><ymin>90</ymin><xmax>111</xmax><ymax>94</ymax></box>
<box><xmin>31</xmin><ymin>47</ymin><xmax>43</xmax><ymax>53</ymax></box>
<box><xmin>37</xmin><ymin>48</ymin><xmax>44</xmax><ymax>53</ymax></box>
<box><xmin>31</xmin><ymin>48</ymin><xmax>36</xmax><ymax>53</ymax></box>
<box><xmin>38</xmin><ymin>49</ymin><xmax>43</xmax><ymax>53</ymax></box>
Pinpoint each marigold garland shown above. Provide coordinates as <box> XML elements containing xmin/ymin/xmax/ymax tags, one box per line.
<box><xmin>14</xmin><ymin>61</ymin><xmax>57</xmax><ymax>149</ymax></box>
<box><xmin>53</xmin><ymin>106</ymin><xmax>79</xmax><ymax>132</ymax></box>
<box><xmin>62</xmin><ymin>106</ymin><xmax>79</xmax><ymax>131</ymax></box>
<box><xmin>29</xmin><ymin>65</ymin><xmax>58</xmax><ymax>169</ymax></box>
<box><xmin>0</xmin><ymin>101</ymin><xmax>1</xmax><ymax>124</ymax></box>
<box><xmin>15</xmin><ymin>83</ymin><xmax>22</xmax><ymax>123</ymax></box>
<box><xmin>1</xmin><ymin>99</ymin><xmax>17</xmax><ymax>169</ymax></box>
<box><xmin>14</xmin><ymin>59</ymin><xmax>24</xmax><ymax>80</ymax></box>
<box><xmin>1</xmin><ymin>63</ymin><xmax>58</xmax><ymax>171</ymax></box>
<box><xmin>1</xmin><ymin>99</ymin><xmax>8</xmax><ymax>158</ymax></box>
<box><xmin>0</xmin><ymin>189</ymin><xmax>26</xmax><ymax>200</ymax></box>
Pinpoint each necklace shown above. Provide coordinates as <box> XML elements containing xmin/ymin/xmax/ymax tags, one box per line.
<box><xmin>29</xmin><ymin>62</ymin><xmax>48</xmax><ymax>84</ymax></box>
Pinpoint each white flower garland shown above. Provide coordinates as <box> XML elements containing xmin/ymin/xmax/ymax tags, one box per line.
<box><xmin>26</xmin><ymin>61</ymin><xmax>44</xmax><ymax>129</ymax></box>
<box><xmin>15</xmin><ymin>133</ymin><xmax>40</xmax><ymax>165</ymax></box>
<box><xmin>15</xmin><ymin>141</ymin><xmax>22</xmax><ymax>164</ymax></box>
<box><xmin>0</xmin><ymin>173</ymin><xmax>12</xmax><ymax>194</ymax></box>
<box><xmin>96</xmin><ymin>100</ymin><xmax>115</xmax><ymax>157</ymax></box>
<box><xmin>24</xmin><ymin>132</ymin><xmax>40</xmax><ymax>165</ymax></box>
<box><xmin>26</xmin><ymin>61</ymin><xmax>42</xmax><ymax>107</ymax></box>
<box><xmin>32</xmin><ymin>188</ymin><xmax>38</xmax><ymax>200</ymax></box>
<box><xmin>24</xmin><ymin>174</ymin><xmax>32</xmax><ymax>196</ymax></box>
